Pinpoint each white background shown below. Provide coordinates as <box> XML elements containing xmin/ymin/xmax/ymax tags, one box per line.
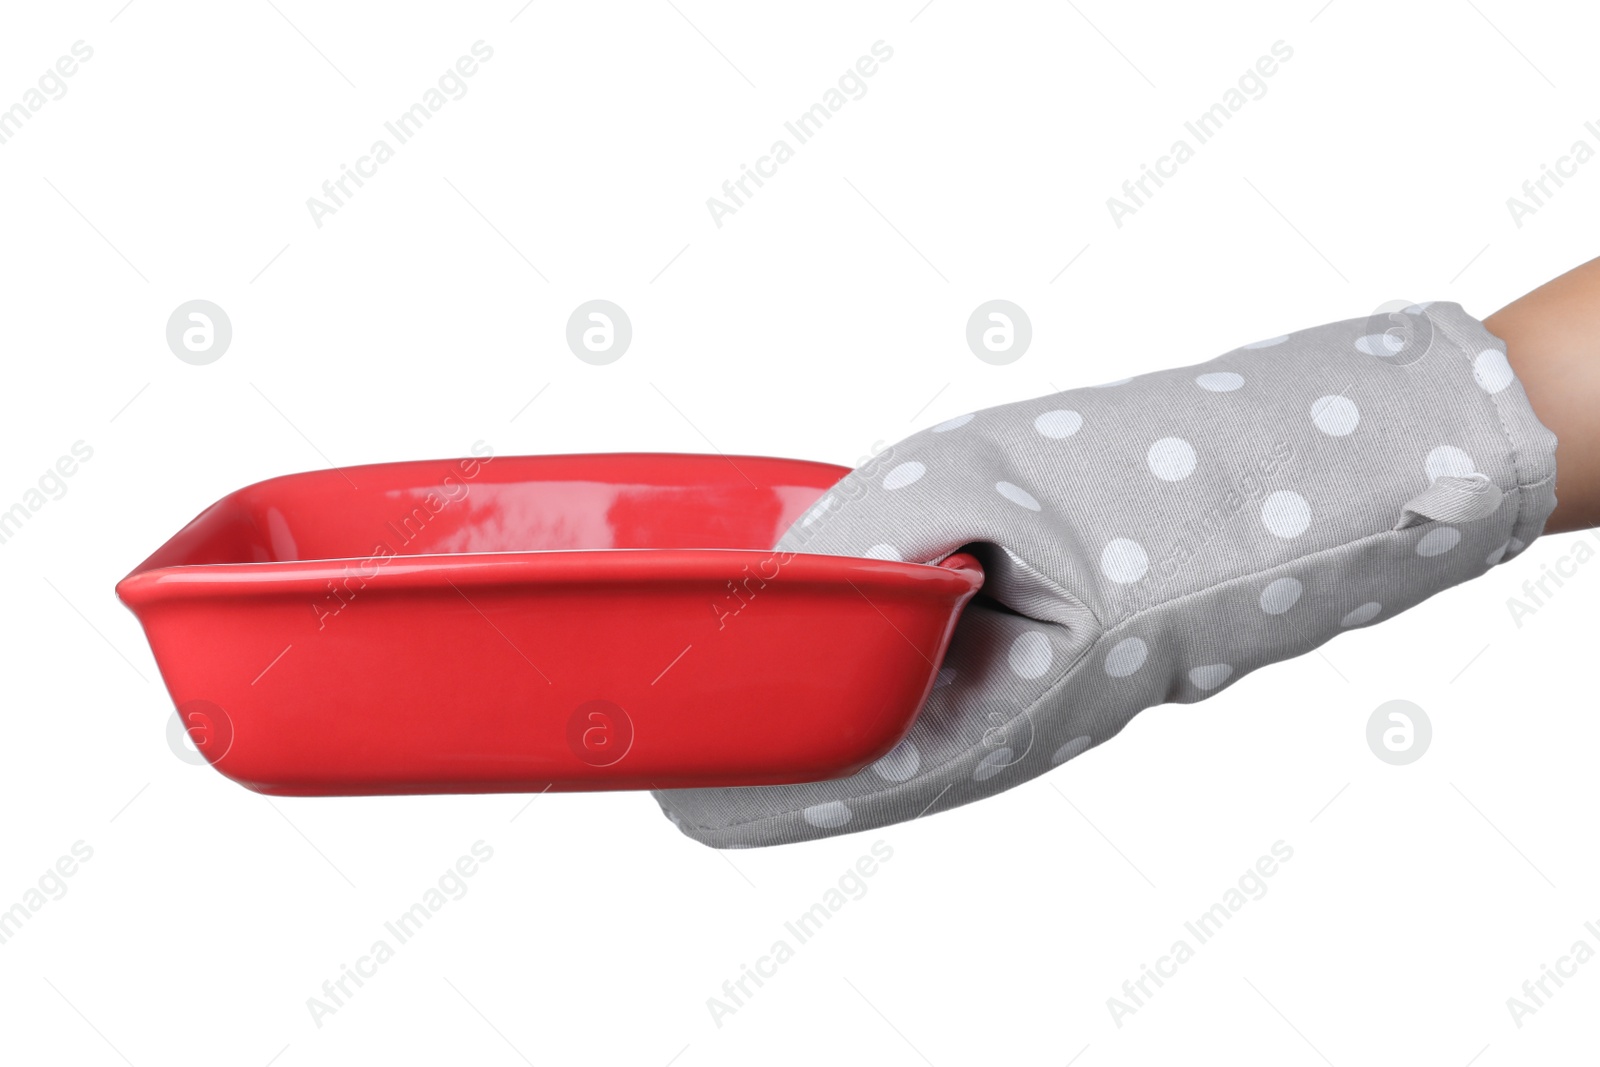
<box><xmin>2</xmin><ymin>1</ymin><xmax>1598</xmax><ymax>1063</ymax></box>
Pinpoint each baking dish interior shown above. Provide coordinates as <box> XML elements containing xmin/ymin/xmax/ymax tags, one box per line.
<box><xmin>129</xmin><ymin>452</ymin><xmax>851</xmax><ymax>573</ymax></box>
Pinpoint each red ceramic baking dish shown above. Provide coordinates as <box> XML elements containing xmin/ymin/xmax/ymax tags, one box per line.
<box><xmin>116</xmin><ymin>452</ymin><xmax>982</xmax><ymax>795</ymax></box>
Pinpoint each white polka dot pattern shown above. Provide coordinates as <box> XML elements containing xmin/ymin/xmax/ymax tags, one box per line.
<box><xmin>1261</xmin><ymin>491</ymin><xmax>1312</xmax><ymax>538</ymax></box>
<box><xmin>653</xmin><ymin>301</ymin><xmax>1559</xmax><ymax>848</ymax></box>
<box><xmin>1188</xmin><ymin>664</ymin><xmax>1233</xmax><ymax>690</ymax></box>
<box><xmin>1008</xmin><ymin>631</ymin><xmax>1052</xmax><ymax>679</ymax></box>
<box><xmin>1147</xmin><ymin>437</ymin><xmax>1197</xmax><ymax>481</ymax></box>
<box><xmin>883</xmin><ymin>462</ymin><xmax>925</xmax><ymax>490</ymax></box>
<box><xmin>1034</xmin><ymin>410</ymin><xmax>1084</xmax><ymax>438</ymax></box>
<box><xmin>1259</xmin><ymin>577</ymin><xmax>1302</xmax><ymax>615</ymax></box>
<box><xmin>1340</xmin><ymin>602</ymin><xmax>1381</xmax><ymax>627</ymax></box>
<box><xmin>1311</xmin><ymin>395</ymin><xmax>1359</xmax><ymax>436</ymax></box>
<box><xmin>996</xmin><ymin>481</ymin><xmax>1042</xmax><ymax>511</ymax></box>
<box><xmin>1101</xmin><ymin>538</ymin><xmax>1149</xmax><ymax>583</ymax></box>
<box><xmin>871</xmin><ymin>740</ymin><xmax>920</xmax><ymax>782</ymax></box>
<box><xmin>1104</xmin><ymin>637</ymin><xmax>1147</xmax><ymax>678</ymax></box>
<box><xmin>802</xmin><ymin>802</ymin><xmax>851</xmax><ymax>828</ymax></box>
<box><xmin>1196</xmin><ymin>372</ymin><xmax>1244</xmax><ymax>392</ymax></box>
<box><xmin>932</xmin><ymin>412</ymin><xmax>975</xmax><ymax>432</ymax></box>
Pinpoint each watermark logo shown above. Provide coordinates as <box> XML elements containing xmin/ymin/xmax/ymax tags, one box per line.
<box><xmin>0</xmin><ymin>841</ymin><xmax>94</xmax><ymax>947</ymax></box>
<box><xmin>1106</xmin><ymin>40</ymin><xmax>1293</xmax><ymax>228</ymax></box>
<box><xmin>1366</xmin><ymin>699</ymin><xmax>1430</xmax><ymax>765</ymax></box>
<box><xmin>975</xmin><ymin>694</ymin><xmax>1038</xmax><ymax>781</ymax></box>
<box><xmin>966</xmin><ymin>300</ymin><xmax>1031</xmax><ymax>365</ymax></box>
<box><xmin>305</xmin><ymin>41</ymin><xmax>495</xmax><ymax>229</ymax></box>
<box><xmin>1107</xmin><ymin>840</ymin><xmax>1295</xmax><ymax>1027</ymax></box>
<box><xmin>707</xmin><ymin>840</ymin><xmax>895</xmax><ymax>1028</ymax></box>
<box><xmin>166</xmin><ymin>300</ymin><xmax>232</xmax><ymax>365</ymax></box>
<box><xmin>1505</xmin><ymin>919</ymin><xmax>1600</xmax><ymax>1029</ymax></box>
<box><xmin>1506</xmin><ymin>120</ymin><xmax>1600</xmax><ymax>229</ymax></box>
<box><xmin>1122</xmin><ymin>438</ymin><xmax>1296</xmax><ymax>611</ymax></box>
<box><xmin>311</xmin><ymin>445</ymin><xmax>494</xmax><ymax>629</ymax></box>
<box><xmin>567</xmin><ymin>699</ymin><xmax>633</xmax><ymax>767</ymax></box>
<box><xmin>566</xmin><ymin>300</ymin><xmax>632</xmax><ymax>365</ymax></box>
<box><xmin>1357</xmin><ymin>300</ymin><xmax>1435</xmax><ymax>369</ymax></box>
<box><xmin>0</xmin><ymin>441</ymin><xmax>93</xmax><ymax>548</ymax></box>
<box><xmin>305</xmin><ymin>841</ymin><xmax>495</xmax><ymax>1028</ymax></box>
<box><xmin>1506</xmin><ymin>532</ymin><xmax>1599</xmax><ymax>628</ymax></box>
<box><xmin>168</xmin><ymin>699</ymin><xmax>235</xmax><ymax>766</ymax></box>
<box><xmin>0</xmin><ymin>41</ymin><xmax>94</xmax><ymax>148</ymax></box>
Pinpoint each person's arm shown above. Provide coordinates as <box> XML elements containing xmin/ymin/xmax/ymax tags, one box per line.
<box><xmin>1487</xmin><ymin>256</ymin><xmax>1600</xmax><ymax>534</ymax></box>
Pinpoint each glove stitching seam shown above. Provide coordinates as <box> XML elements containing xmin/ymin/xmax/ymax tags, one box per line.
<box><xmin>1439</xmin><ymin>306</ymin><xmax>1550</xmax><ymax>544</ymax></box>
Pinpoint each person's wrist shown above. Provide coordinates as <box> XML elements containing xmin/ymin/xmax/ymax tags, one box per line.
<box><xmin>1486</xmin><ymin>256</ymin><xmax>1600</xmax><ymax>534</ymax></box>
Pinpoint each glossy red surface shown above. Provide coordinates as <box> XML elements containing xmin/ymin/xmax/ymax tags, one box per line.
<box><xmin>116</xmin><ymin>453</ymin><xmax>983</xmax><ymax>795</ymax></box>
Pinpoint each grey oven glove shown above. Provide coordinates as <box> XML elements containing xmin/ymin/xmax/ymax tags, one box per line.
<box><xmin>653</xmin><ymin>302</ymin><xmax>1557</xmax><ymax>848</ymax></box>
